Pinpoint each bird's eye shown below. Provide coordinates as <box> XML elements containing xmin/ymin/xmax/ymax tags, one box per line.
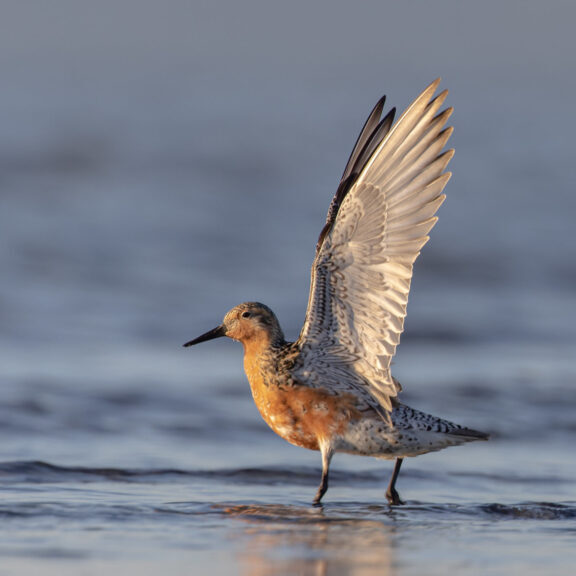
<box><xmin>241</xmin><ymin>311</ymin><xmax>252</xmax><ymax>318</ymax></box>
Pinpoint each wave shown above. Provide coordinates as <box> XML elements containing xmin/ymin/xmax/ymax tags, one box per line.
<box><xmin>0</xmin><ymin>460</ymin><xmax>377</xmax><ymax>485</ymax></box>
<box><xmin>0</xmin><ymin>461</ymin><xmax>571</xmax><ymax>490</ymax></box>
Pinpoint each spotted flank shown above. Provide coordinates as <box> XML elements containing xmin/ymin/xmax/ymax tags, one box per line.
<box><xmin>184</xmin><ymin>80</ymin><xmax>488</xmax><ymax>506</ymax></box>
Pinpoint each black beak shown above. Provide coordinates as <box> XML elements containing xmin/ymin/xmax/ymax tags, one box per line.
<box><xmin>183</xmin><ymin>325</ymin><xmax>227</xmax><ymax>347</ymax></box>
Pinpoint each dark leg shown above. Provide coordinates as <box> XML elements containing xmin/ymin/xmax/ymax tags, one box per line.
<box><xmin>386</xmin><ymin>458</ymin><xmax>405</xmax><ymax>505</ymax></box>
<box><xmin>313</xmin><ymin>446</ymin><xmax>333</xmax><ymax>506</ymax></box>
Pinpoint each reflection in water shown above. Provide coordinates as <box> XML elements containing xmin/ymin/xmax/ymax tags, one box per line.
<box><xmin>222</xmin><ymin>504</ymin><xmax>396</xmax><ymax>576</ymax></box>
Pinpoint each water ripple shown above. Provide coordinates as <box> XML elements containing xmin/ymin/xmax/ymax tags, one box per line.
<box><xmin>0</xmin><ymin>460</ymin><xmax>381</xmax><ymax>485</ymax></box>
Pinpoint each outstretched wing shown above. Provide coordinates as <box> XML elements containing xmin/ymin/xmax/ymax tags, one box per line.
<box><xmin>295</xmin><ymin>79</ymin><xmax>454</xmax><ymax>412</ymax></box>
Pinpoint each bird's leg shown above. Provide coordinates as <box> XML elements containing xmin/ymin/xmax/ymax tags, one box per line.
<box><xmin>386</xmin><ymin>458</ymin><xmax>405</xmax><ymax>505</ymax></box>
<box><xmin>313</xmin><ymin>445</ymin><xmax>334</xmax><ymax>506</ymax></box>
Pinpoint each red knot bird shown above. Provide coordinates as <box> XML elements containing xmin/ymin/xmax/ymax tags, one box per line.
<box><xmin>184</xmin><ymin>79</ymin><xmax>489</xmax><ymax>505</ymax></box>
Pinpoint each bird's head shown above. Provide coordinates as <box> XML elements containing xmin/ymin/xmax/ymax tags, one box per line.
<box><xmin>183</xmin><ymin>302</ymin><xmax>285</xmax><ymax>349</ymax></box>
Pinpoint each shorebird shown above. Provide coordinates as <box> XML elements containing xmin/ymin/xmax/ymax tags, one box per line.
<box><xmin>184</xmin><ymin>79</ymin><xmax>488</xmax><ymax>505</ymax></box>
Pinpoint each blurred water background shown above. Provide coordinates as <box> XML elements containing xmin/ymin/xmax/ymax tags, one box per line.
<box><xmin>1</xmin><ymin>1</ymin><xmax>575</xmax><ymax>574</ymax></box>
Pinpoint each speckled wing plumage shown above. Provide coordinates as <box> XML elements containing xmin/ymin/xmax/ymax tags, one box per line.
<box><xmin>295</xmin><ymin>79</ymin><xmax>454</xmax><ymax>412</ymax></box>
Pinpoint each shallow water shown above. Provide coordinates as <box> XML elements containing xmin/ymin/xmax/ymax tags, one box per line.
<box><xmin>2</xmin><ymin>1</ymin><xmax>576</xmax><ymax>574</ymax></box>
<box><xmin>0</xmin><ymin>458</ymin><xmax>575</xmax><ymax>575</ymax></box>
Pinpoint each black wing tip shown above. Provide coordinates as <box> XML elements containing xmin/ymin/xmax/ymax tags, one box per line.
<box><xmin>373</xmin><ymin>94</ymin><xmax>387</xmax><ymax>114</ymax></box>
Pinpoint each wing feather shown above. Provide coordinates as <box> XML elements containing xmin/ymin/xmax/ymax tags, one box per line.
<box><xmin>341</xmin><ymin>95</ymin><xmax>387</xmax><ymax>182</ymax></box>
<box><xmin>295</xmin><ymin>79</ymin><xmax>454</xmax><ymax>412</ymax></box>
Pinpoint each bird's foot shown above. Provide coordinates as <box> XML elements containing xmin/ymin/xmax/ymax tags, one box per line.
<box><xmin>312</xmin><ymin>489</ymin><xmax>325</xmax><ymax>507</ymax></box>
<box><xmin>386</xmin><ymin>487</ymin><xmax>405</xmax><ymax>506</ymax></box>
